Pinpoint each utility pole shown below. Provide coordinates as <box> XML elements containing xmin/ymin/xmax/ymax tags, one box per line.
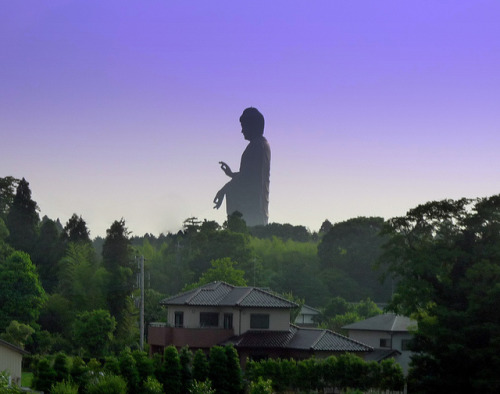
<box><xmin>139</xmin><ymin>255</ymin><xmax>145</xmax><ymax>350</ymax></box>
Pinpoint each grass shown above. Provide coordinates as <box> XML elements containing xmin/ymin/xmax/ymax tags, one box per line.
<box><xmin>21</xmin><ymin>372</ymin><xmax>33</xmax><ymax>388</ymax></box>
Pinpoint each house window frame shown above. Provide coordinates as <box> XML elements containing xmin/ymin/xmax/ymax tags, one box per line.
<box><xmin>379</xmin><ymin>338</ymin><xmax>391</xmax><ymax>348</ymax></box>
<box><xmin>250</xmin><ymin>313</ymin><xmax>270</xmax><ymax>329</ymax></box>
<box><xmin>401</xmin><ymin>339</ymin><xmax>412</xmax><ymax>351</ymax></box>
<box><xmin>174</xmin><ymin>311</ymin><xmax>184</xmax><ymax>328</ymax></box>
<box><xmin>224</xmin><ymin>313</ymin><xmax>233</xmax><ymax>329</ymax></box>
<box><xmin>200</xmin><ymin>312</ymin><xmax>219</xmax><ymax>328</ymax></box>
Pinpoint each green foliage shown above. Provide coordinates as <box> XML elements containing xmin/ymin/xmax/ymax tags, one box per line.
<box><xmin>0</xmin><ymin>251</ymin><xmax>46</xmax><ymax>330</ymax></box>
<box><xmin>159</xmin><ymin>346</ymin><xmax>181</xmax><ymax>394</ymax></box>
<box><xmin>318</xmin><ymin>216</ymin><xmax>391</xmax><ymax>301</ymax></box>
<box><xmin>32</xmin><ymin>358</ymin><xmax>57</xmax><ymax>393</ymax></box>
<box><xmin>184</xmin><ymin>258</ymin><xmax>247</xmax><ymax>291</ymax></box>
<box><xmin>0</xmin><ymin>176</ymin><xmax>20</xmax><ymax>221</ymax></box>
<box><xmin>50</xmin><ymin>380</ymin><xmax>79</xmax><ymax>394</ymax></box>
<box><xmin>224</xmin><ymin>345</ymin><xmax>242</xmax><ymax>393</ymax></box>
<box><xmin>61</xmin><ymin>214</ymin><xmax>91</xmax><ymax>244</ymax></box>
<box><xmin>32</xmin><ymin>218</ymin><xmax>65</xmax><ymax>293</ymax></box>
<box><xmin>380</xmin><ymin>195</ymin><xmax>500</xmax><ymax>393</ymax></box>
<box><xmin>53</xmin><ymin>353</ymin><xmax>70</xmax><ymax>383</ymax></box>
<box><xmin>102</xmin><ymin>219</ymin><xmax>135</xmax><ymax>339</ymax></box>
<box><xmin>118</xmin><ymin>348</ymin><xmax>140</xmax><ymax>394</ymax></box>
<box><xmin>86</xmin><ymin>374</ymin><xmax>127</xmax><ymax>394</ymax></box>
<box><xmin>0</xmin><ymin>320</ymin><xmax>34</xmax><ymax>348</ymax></box>
<box><xmin>189</xmin><ymin>379</ymin><xmax>215</xmax><ymax>394</ymax></box>
<box><xmin>379</xmin><ymin>358</ymin><xmax>405</xmax><ymax>392</ymax></box>
<box><xmin>249</xmin><ymin>377</ymin><xmax>273</xmax><ymax>394</ymax></box>
<box><xmin>103</xmin><ymin>356</ymin><xmax>120</xmax><ymax>375</ymax></box>
<box><xmin>69</xmin><ymin>356</ymin><xmax>88</xmax><ymax>389</ymax></box>
<box><xmin>131</xmin><ymin>350</ymin><xmax>154</xmax><ymax>387</ymax></box>
<box><xmin>0</xmin><ymin>371</ymin><xmax>22</xmax><ymax>393</ymax></box>
<box><xmin>179</xmin><ymin>346</ymin><xmax>193</xmax><ymax>393</ymax></box>
<box><xmin>72</xmin><ymin>309</ymin><xmax>116</xmax><ymax>357</ymax></box>
<box><xmin>6</xmin><ymin>178</ymin><xmax>39</xmax><ymax>255</ymax></box>
<box><xmin>192</xmin><ymin>349</ymin><xmax>209</xmax><ymax>383</ymax></box>
<box><xmin>142</xmin><ymin>376</ymin><xmax>163</xmax><ymax>394</ymax></box>
<box><xmin>208</xmin><ymin>346</ymin><xmax>228</xmax><ymax>394</ymax></box>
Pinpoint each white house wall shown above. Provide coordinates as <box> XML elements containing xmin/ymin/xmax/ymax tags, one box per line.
<box><xmin>0</xmin><ymin>344</ymin><xmax>23</xmax><ymax>385</ymax></box>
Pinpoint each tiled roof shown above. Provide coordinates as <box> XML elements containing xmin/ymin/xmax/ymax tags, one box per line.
<box><xmin>342</xmin><ymin>313</ymin><xmax>417</xmax><ymax>332</ymax></box>
<box><xmin>160</xmin><ymin>281</ymin><xmax>297</xmax><ymax>309</ymax></box>
<box><xmin>225</xmin><ymin>325</ymin><xmax>372</xmax><ymax>353</ymax></box>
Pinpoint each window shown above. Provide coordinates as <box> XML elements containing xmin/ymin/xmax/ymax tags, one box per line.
<box><xmin>174</xmin><ymin>312</ymin><xmax>184</xmax><ymax>328</ymax></box>
<box><xmin>380</xmin><ymin>338</ymin><xmax>391</xmax><ymax>348</ymax></box>
<box><xmin>401</xmin><ymin>339</ymin><xmax>412</xmax><ymax>351</ymax></box>
<box><xmin>250</xmin><ymin>314</ymin><xmax>270</xmax><ymax>329</ymax></box>
<box><xmin>224</xmin><ymin>313</ymin><xmax>233</xmax><ymax>329</ymax></box>
<box><xmin>200</xmin><ymin>312</ymin><xmax>219</xmax><ymax>327</ymax></box>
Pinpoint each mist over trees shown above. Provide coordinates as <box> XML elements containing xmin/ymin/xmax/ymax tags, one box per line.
<box><xmin>1</xmin><ymin>175</ymin><xmax>499</xmax><ymax>392</ymax></box>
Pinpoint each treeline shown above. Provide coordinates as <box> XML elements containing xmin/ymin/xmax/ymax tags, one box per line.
<box><xmin>0</xmin><ymin>176</ymin><xmax>390</xmax><ymax>357</ymax></box>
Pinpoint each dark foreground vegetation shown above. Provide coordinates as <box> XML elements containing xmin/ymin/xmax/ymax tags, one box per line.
<box><xmin>1</xmin><ymin>175</ymin><xmax>500</xmax><ymax>393</ymax></box>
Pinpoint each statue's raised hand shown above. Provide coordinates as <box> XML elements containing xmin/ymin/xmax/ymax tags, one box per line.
<box><xmin>219</xmin><ymin>161</ymin><xmax>234</xmax><ymax>177</ymax></box>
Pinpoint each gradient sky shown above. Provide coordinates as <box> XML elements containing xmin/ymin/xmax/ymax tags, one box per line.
<box><xmin>2</xmin><ymin>1</ymin><xmax>499</xmax><ymax>238</ymax></box>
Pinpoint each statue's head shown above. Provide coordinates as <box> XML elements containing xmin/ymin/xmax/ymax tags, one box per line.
<box><xmin>240</xmin><ymin>107</ymin><xmax>265</xmax><ymax>140</ymax></box>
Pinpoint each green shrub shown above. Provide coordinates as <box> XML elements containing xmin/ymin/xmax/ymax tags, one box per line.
<box><xmin>50</xmin><ymin>380</ymin><xmax>78</xmax><ymax>394</ymax></box>
<box><xmin>249</xmin><ymin>377</ymin><xmax>273</xmax><ymax>394</ymax></box>
<box><xmin>189</xmin><ymin>379</ymin><xmax>216</xmax><ymax>394</ymax></box>
<box><xmin>86</xmin><ymin>374</ymin><xmax>127</xmax><ymax>394</ymax></box>
<box><xmin>142</xmin><ymin>376</ymin><xmax>163</xmax><ymax>394</ymax></box>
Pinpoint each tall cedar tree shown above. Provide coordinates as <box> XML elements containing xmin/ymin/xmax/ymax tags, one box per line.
<box><xmin>0</xmin><ymin>176</ymin><xmax>19</xmax><ymax>221</ymax></box>
<box><xmin>102</xmin><ymin>219</ymin><xmax>134</xmax><ymax>337</ymax></box>
<box><xmin>6</xmin><ymin>178</ymin><xmax>39</xmax><ymax>254</ymax></box>
<box><xmin>61</xmin><ymin>214</ymin><xmax>91</xmax><ymax>244</ymax></box>
<box><xmin>32</xmin><ymin>218</ymin><xmax>65</xmax><ymax>293</ymax></box>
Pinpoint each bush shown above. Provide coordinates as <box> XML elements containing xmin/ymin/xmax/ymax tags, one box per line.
<box><xmin>86</xmin><ymin>374</ymin><xmax>127</xmax><ymax>394</ymax></box>
<box><xmin>32</xmin><ymin>358</ymin><xmax>56</xmax><ymax>393</ymax></box>
<box><xmin>50</xmin><ymin>380</ymin><xmax>79</xmax><ymax>394</ymax></box>
<box><xmin>189</xmin><ymin>379</ymin><xmax>216</xmax><ymax>394</ymax></box>
<box><xmin>249</xmin><ymin>377</ymin><xmax>273</xmax><ymax>394</ymax></box>
<box><xmin>142</xmin><ymin>376</ymin><xmax>163</xmax><ymax>394</ymax></box>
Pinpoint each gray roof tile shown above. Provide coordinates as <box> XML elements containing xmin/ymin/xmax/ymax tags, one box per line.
<box><xmin>160</xmin><ymin>281</ymin><xmax>297</xmax><ymax>309</ymax></box>
<box><xmin>342</xmin><ymin>313</ymin><xmax>417</xmax><ymax>332</ymax></box>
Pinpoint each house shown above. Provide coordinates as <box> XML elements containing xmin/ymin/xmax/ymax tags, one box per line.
<box><xmin>148</xmin><ymin>281</ymin><xmax>372</xmax><ymax>366</ymax></box>
<box><xmin>0</xmin><ymin>339</ymin><xmax>29</xmax><ymax>386</ymax></box>
<box><xmin>342</xmin><ymin>313</ymin><xmax>417</xmax><ymax>375</ymax></box>
<box><xmin>294</xmin><ymin>304</ymin><xmax>321</xmax><ymax>326</ymax></box>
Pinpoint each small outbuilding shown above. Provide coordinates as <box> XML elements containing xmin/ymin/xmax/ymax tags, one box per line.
<box><xmin>0</xmin><ymin>338</ymin><xmax>29</xmax><ymax>386</ymax></box>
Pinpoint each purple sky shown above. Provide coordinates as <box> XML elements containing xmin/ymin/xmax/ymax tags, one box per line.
<box><xmin>2</xmin><ymin>1</ymin><xmax>499</xmax><ymax>238</ymax></box>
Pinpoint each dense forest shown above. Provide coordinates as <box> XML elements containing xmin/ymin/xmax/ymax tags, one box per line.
<box><xmin>2</xmin><ymin>175</ymin><xmax>500</xmax><ymax>393</ymax></box>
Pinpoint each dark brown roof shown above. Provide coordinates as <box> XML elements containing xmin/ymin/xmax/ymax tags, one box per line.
<box><xmin>161</xmin><ymin>281</ymin><xmax>297</xmax><ymax>309</ymax></box>
<box><xmin>225</xmin><ymin>325</ymin><xmax>372</xmax><ymax>353</ymax></box>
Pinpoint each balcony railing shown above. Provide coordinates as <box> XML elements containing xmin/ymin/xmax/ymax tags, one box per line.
<box><xmin>148</xmin><ymin>325</ymin><xmax>234</xmax><ymax>348</ymax></box>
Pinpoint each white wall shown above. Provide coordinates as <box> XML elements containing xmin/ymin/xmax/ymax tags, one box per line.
<box><xmin>0</xmin><ymin>344</ymin><xmax>23</xmax><ymax>386</ymax></box>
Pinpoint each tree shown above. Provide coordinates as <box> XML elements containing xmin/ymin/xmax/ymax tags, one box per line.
<box><xmin>53</xmin><ymin>352</ymin><xmax>70</xmax><ymax>383</ymax></box>
<box><xmin>208</xmin><ymin>346</ymin><xmax>228</xmax><ymax>394</ymax></box>
<box><xmin>72</xmin><ymin>309</ymin><xmax>116</xmax><ymax>357</ymax></box>
<box><xmin>159</xmin><ymin>346</ymin><xmax>181</xmax><ymax>394</ymax></box>
<box><xmin>380</xmin><ymin>195</ymin><xmax>500</xmax><ymax>393</ymax></box>
<box><xmin>102</xmin><ymin>219</ymin><xmax>135</xmax><ymax>339</ymax></box>
<box><xmin>61</xmin><ymin>213</ymin><xmax>91</xmax><ymax>244</ymax></box>
<box><xmin>184</xmin><ymin>258</ymin><xmax>247</xmax><ymax>291</ymax></box>
<box><xmin>0</xmin><ymin>251</ymin><xmax>46</xmax><ymax>330</ymax></box>
<box><xmin>192</xmin><ymin>349</ymin><xmax>209</xmax><ymax>383</ymax></box>
<box><xmin>32</xmin><ymin>218</ymin><xmax>65</xmax><ymax>293</ymax></box>
<box><xmin>0</xmin><ymin>176</ymin><xmax>19</xmax><ymax>222</ymax></box>
<box><xmin>318</xmin><ymin>217</ymin><xmax>391</xmax><ymax>301</ymax></box>
<box><xmin>119</xmin><ymin>348</ymin><xmax>140</xmax><ymax>394</ymax></box>
<box><xmin>0</xmin><ymin>320</ymin><xmax>34</xmax><ymax>348</ymax></box>
<box><xmin>32</xmin><ymin>358</ymin><xmax>56</xmax><ymax>393</ymax></box>
<box><xmin>6</xmin><ymin>178</ymin><xmax>39</xmax><ymax>254</ymax></box>
<box><xmin>179</xmin><ymin>346</ymin><xmax>193</xmax><ymax>392</ymax></box>
<box><xmin>224</xmin><ymin>345</ymin><xmax>242</xmax><ymax>393</ymax></box>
